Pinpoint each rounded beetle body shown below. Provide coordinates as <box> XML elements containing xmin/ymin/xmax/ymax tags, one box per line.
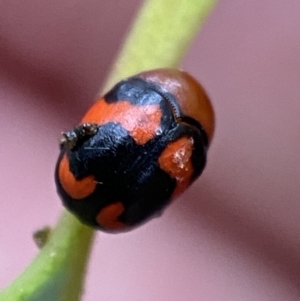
<box><xmin>55</xmin><ymin>68</ymin><xmax>214</xmax><ymax>232</ymax></box>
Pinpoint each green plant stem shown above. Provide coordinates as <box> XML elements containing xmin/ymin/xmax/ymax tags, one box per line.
<box><xmin>0</xmin><ymin>0</ymin><xmax>218</xmax><ymax>300</ymax></box>
<box><xmin>103</xmin><ymin>0</ymin><xmax>218</xmax><ymax>92</ymax></box>
<box><xmin>0</xmin><ymin>212</ymin><xmax>94</xmax><ymax>301</ymax></box>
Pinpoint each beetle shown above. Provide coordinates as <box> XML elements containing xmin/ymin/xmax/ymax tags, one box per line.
<box><xmin>55</xmin><ymin>68</ymin><xmax>215</xmax><ymax>232</ymax></box>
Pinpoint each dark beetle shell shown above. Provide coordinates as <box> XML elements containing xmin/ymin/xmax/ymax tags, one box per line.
<box><xmin>55</xmin><ymin>68</ymin><xmax>214</xmax><ymax>232</ymax></box>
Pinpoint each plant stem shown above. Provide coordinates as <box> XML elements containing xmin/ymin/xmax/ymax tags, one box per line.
<box><xmin>103</xmin><ymin>0</ymin><xmax>218</xmax><ymax>92</ymax></box>
<box><xmin>0</xmin><ymin>212</ymin><xmax>94</xmax><ymax>301</ymax></box>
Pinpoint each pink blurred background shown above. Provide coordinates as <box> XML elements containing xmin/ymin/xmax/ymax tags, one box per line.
<box><xmin>1</xmin><ymin>0</ymin><xmax>300</xmax><ymax>300</ymax></box>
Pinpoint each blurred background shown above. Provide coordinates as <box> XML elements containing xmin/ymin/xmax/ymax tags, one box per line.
<box><xmin>0</xmin><ymin>0</ymin><xmax>300</xmax><ymax>300</ymax></box>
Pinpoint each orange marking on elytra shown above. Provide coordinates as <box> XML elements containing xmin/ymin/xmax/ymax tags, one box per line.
<box><xmin>158</xmin><ymin>137</ymin><xmax>194</xmax><ymax>198</ymax></box>
<box><xmin>58</xmin><ymin>155</ymin><xmax>96</xmax><ymax>200</ymax></box>
<box><xmin>81</xmin><ymin>99</ymin><xmax>162</xmax><ymax>145</ymax></box>
<box><xmin>96</xmin><ymin>202</ymin><xmax>127</xmax><ymax>231</ymax></box>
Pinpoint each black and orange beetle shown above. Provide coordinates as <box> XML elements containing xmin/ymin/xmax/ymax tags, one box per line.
<box><xmin>55</xmin><ymin>69</ymin><xmax>215</xmax><ymax>232</ymax></box>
